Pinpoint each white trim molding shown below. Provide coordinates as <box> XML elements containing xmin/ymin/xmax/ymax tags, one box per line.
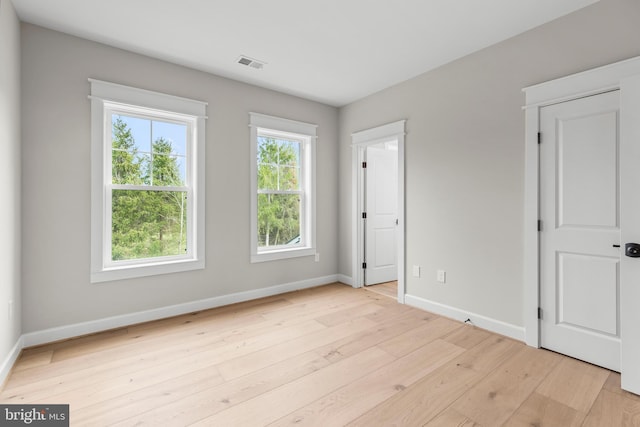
<box><xmin>619</xmin><ymin>73</ymin><xmax>640</xmax><ymax>393</ymax></box>
<box><xmin>405</xmin><ymin>294</ymin><xmax>525</xmax><ymax>342</ymax></box>
<box><xmin>523</xmin><ymin>56</ymin><xmax>640</xmax><ymax>108</ymax></box>
<box><xmin>0</xmin><ymin>336</ymin><xmax>23</xmax><ymax>388</ymax></box>
<box><xmin>88</xmin><ymin>79</ymin><xmax>208</xmax><ymax>118</ymax></box>
<box><xmin>523</xmin><ymin>55</ymin><xmax>640</xmax><ymax>394</ymax></box>
<box><xmin>337</xmin><ymin>274</ymin><xmax>353</xmax><ymax>286</ymax></box>
<box><xmin>523</xmin><ymin>55</ymin><xmax>640</xmax><ymax>348</ymax></box>
<box><xmin>249</xmin><ymin>113</ymin><xmax>317</xmax><ymax>263</ymax></box>
<box><xmin>22</xmin><ymin>275</ymin><xmax>339</xmax><ymax>348</ymax></box>
<box><xmin>351</xmin><ymin>120</ymin><xmax>405</xmax><ymax>145</ymax></box>
<box><xmin>1</xmin><ymin>275</ymin><xmax>341</xmax><ymax>384</ymax></box>
<box><xmin>351</xmin><ymin>120</ymin><xmax>406</xmax><ymax>303</ymax></box>
<box><xmin>89</xmin><ymin>79</ymin><xmax>207</xmax><ymax>283</ymax></box>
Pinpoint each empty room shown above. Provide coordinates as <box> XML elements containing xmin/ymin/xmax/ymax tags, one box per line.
<box><xmin>2</xmin><ymin>0</ymin><xmax>640</xmax><ymax>425</ymax></box>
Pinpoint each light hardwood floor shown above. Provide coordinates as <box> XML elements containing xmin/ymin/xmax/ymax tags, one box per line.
<box><xmin>364</xmin><ymin>281</ymin><xmax>398</xmax><ymax>299</ymax></box>
<box><xmin>2</xmin><ymin>283</ymin><xmax>639</xmax><ymax>426</ymax></box>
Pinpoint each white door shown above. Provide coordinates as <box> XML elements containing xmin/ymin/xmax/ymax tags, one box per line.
<box><xmin>540</xmin><ymin>90</ymin><xmax>621</xmax><ymax>371</ymax></box>
<box><xmin>365</xmin><ymin>144</ymin><xmax>398</xmax><ymax>285</ymax></box>
<box><xmin>620</xmin><ymin>73</ymin><xmax>640</xmax><ymax>393</ymax></box>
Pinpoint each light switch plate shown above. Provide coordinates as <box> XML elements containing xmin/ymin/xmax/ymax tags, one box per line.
<box><xmin>412</xmin><ymin>265</ymin><xmax>420</xmax><ymax>277</ymax></box>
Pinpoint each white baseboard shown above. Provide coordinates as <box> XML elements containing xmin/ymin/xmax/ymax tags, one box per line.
<box><xmin>404</xmin><ymin>294</ymin><xmax>525</xmax><ymax>342</ymax></box>
<box><xmin>22</xmin><ymin>274</ymin><xmax>339</xmax><ymax>348</ymax></box>
<box><xmin>0</xmin><ymin>336</ymin><xmax>23</xmax><ymax>388</ymax></box>
<box><xmin>337</xmin><ymin>274</ymin><xmax>353</xmax><ymax>286</ymax></box>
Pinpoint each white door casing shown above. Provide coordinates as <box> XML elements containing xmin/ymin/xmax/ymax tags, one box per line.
<box><xmin>351</xmin><ymin>120</ymin><xmax>405</xmax><ymax>302</ymax></box>
<box><xmin>539</xmin><ymin>91</ymin><xmax>621</xmax><ymax>371</ymax></box>
<box><xmin>365</xmin><ymin>144</ymin><xmax>398</xmax><ymax>285</ymax></box>
<box><xmin>620</xmin><ymin>73</ymin><xmax>640</xmax><ymax>392</ymax></box>
<box><xmin>524</xmin><ymin>55</ymin><xmax>640</xmax><ymax>394</ymax></box>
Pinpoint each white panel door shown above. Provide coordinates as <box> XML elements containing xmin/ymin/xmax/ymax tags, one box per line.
<box><xmin>620</xmin><ymin>73</ymin><xmax>640</xmax><ymax>393</ymax></box>
<box><xmin>365</xmin><ymin>146</ymin><xmax>397</xmax><ymax>285</ymax></box>
<box><xmin>540</xmin><ymin>90</ymin><xmax>621</xmax><ymax>371</ymax></box>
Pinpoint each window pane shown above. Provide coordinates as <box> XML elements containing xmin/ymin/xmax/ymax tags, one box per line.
<box><xmin>258</xmin><ymin>193</ymin><xmax>300</xmax><ymax>247</ymax></box>
<box><xmin>113</xmin><ymin>114</ymin><xmax>151</xmax><ymax>154</ymax></box>
<box><xmin>112</xmin><ymin>115</ymin><xmax>148</xmax><ymax>184</ymax></box>
<box><xmin>153</xmin><ymin>121</ymin><xmax>187</xmax><ymax>156</ymax></box>
<box><xmin>112</xmin><ymin>151</ymin><xmax>146</xmax><ymax>185</ymax></box>
<box><xmin>112</xmin><ymin>114</ymin><xmax>187</xmax><ymax>187</ymax></box>
<box><xmin>279</xmin><ymin>165</ymin><xmax>300</xmax><ymax>191</ymax></box>
<box><xmin>112</xmin><ymin>190</ymin><xmax>188</xmax><ymax>261</ymax></box>
<box><xmin>257</xmin><ymin>136</ymin><xmax>300</xmax><ymax>191</ymax></box>
<box><xmin>258</xmin><ymin>164</ymin><xmax>278</xmax><ymax>191</ymax></box>
<box><xmin>257</xmin><ymin>136</ymin><xmax>275</xmax><ymax>163</ymax></box>
<box><xmin>149</xmin><ymin>154</ymin><xmax>185</xmax><ymax>186</ymax></box>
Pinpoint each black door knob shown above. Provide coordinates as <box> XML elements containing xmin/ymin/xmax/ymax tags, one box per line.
<box><xmin>625</xmin><ymin>243</ymin><xmax>640</xmax><ymax>258</ymax></box>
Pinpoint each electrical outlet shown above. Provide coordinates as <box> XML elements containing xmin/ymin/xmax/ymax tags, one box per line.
<box><xmin>412</xmin><ymin>265</ymin><xmax>420</xmax><ymax>278</ymax></box>
<box><xmin>314</xmin><ymin>253</ymin><xmax>320</xmax><ymax>262</ymax></box>
<box><xmin>437</xmin><ymin>270</ymin><xmax>446</xmax><ymax>283</ymax></box>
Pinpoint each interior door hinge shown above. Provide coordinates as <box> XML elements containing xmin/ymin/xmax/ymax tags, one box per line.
<box><xmin>538</xmin><ymin>307</ymin><xmax>543</xmax><ymax>320</ymax></box>
<box><xmin>362</xmin><ymin>262</ymin><xmax>367</xmax><ymax>269</ymax></box>
<box><xmin>537</xmin><ymin>132</ymin><xmax>541</xmax><ymax>144</ymax></box>
<box><xmin>538</xmin><ymin>220</ymin><xmax>542</xmax><ymax>232</ymax></box>
<box><xmin>362</xmin><ymin>212</ymin><xmax>367</xmax><ymax>219</ymax></box>
<box><xmin>362</xmin><ymin>161</ymin><xmax>367</xmax><ymax>168</ymax></box>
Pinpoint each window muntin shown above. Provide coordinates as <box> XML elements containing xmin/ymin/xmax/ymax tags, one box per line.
<box><xmin>111</xmin><ymin>114</ymin><xmax>188</xmax><ymax>186</ymax></box>
<box><xmin>90</xmin><ymin>79</ymin><xmax>206</xmax><ymax>282</ymax></box>
<box><xmin>250</xmin><ymin>113</ymin><xmax>316</xmax><ymax>263</ymax></box>
<box><xmin>106</xmin><ymin>109</ymin><xmax>192</xmax><ymax>265</ymax></box>
<box><xmin>257</xmin><ymin>133</ymin><xmax>304</xmax><ymax>249</ymax></box>
<box><xmin>111</xmin><ymin>189</ymin><xmax>188</xmax><ymax>261</ymax></box>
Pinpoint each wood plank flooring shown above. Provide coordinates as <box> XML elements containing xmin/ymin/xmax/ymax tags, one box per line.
<box><xmin>1</xmin><ymin>282</ymin><xmax>639</xmax><ymax>426</ymax></box>
<box><xmin>363</xmin><ymin>280</ymin><xmax>397</xmax><ymax>299</ymax></box>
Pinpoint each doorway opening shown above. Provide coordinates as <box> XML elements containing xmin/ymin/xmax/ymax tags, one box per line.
<box><xmin>363</xmin><ymin>281</ymin><xmax>398</xmax><ymax>299</ymax></box>
<box><xmin>351</xmin><ymin>120</ymin><xmax>405</xmax><ymax>303</ymax></box>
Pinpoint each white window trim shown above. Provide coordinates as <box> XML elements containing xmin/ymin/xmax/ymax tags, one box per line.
<box><xmin>249</xmin><ymin>113</ymin><xmax>317</xmax><ymax>263</ymax></box>
<box><xmin>90</xmin><ymin>79</ymin><xmax>207</xmax><ymax>282</ymax></box>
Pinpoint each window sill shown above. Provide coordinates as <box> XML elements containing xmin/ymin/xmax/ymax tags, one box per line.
<box><xmin>251</xmin><ymin>247</ymin><xmax>315</xmax><ymax>263</ymax></box>
<box><xmin>91</xmin><ymin>258</ymin><xmax>205</xmax><ymax>283</ymax></box>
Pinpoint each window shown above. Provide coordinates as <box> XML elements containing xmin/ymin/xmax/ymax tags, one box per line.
<box><xmin>90</xmin><ymin>79</ymin><xmax>206</xmax><ymax>282</ymax></box>
<box><xmin>250</xmin><ymin>113</ymin><xmax>316</xmax><ymax>262</ymax></box>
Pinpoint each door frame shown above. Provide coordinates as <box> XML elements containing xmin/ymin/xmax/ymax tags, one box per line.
<box><xmin>351</xmin><ymin>120</ymin><xmax>406</xmax><ymax>303</ymax></box>
<box><xmin>523</xmin><ymin>56</ymin><xmax>640</xmax><ymax>391</ymax></box>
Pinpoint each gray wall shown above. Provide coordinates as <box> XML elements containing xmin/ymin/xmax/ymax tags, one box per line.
<box><xmin>15</xmin><ymin>0</ymin><xmax>640</xmax><ymax>337</ymax></box>
<box><xmin>0</xmin><ymin>0</ymin><xmax>22</xmax><ymax>366</ymax></box>
<box><xmin>338</xmin><ymin>0</ymin><xmax>640</xmax><ymax>326</ymax></box>
<box><xmin>21</xmin><ymin>24</ymin><xmax>339</xmax><ymax>333</ymax></box>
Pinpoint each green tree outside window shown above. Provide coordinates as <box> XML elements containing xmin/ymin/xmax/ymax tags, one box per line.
<box><xmin>111</xmin><ymin>116</ymin><xmax>187</xmax><ymax>260</ymax></box>
<box><xmin>257</xmin><ymin>136</ymin><xmax>301</xmax><ymax>247</ymax></box>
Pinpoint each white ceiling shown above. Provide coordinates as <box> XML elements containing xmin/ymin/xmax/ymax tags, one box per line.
<box><xmin>13</xmin><ymin>0</ymin><xmax>599</xmax><ymax>106</ymax></box>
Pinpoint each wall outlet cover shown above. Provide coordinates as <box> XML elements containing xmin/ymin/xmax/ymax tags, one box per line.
<box><xmin>412</xmin><ymin>265</ymin><xmax>420</xmax><ymax>277</ymax></box>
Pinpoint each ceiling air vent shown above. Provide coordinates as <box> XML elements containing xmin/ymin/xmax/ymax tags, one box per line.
<box><xmin>237</xmin><ymin>55</ymin><xmax>265</xmax><ymax>70</ymax></box>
